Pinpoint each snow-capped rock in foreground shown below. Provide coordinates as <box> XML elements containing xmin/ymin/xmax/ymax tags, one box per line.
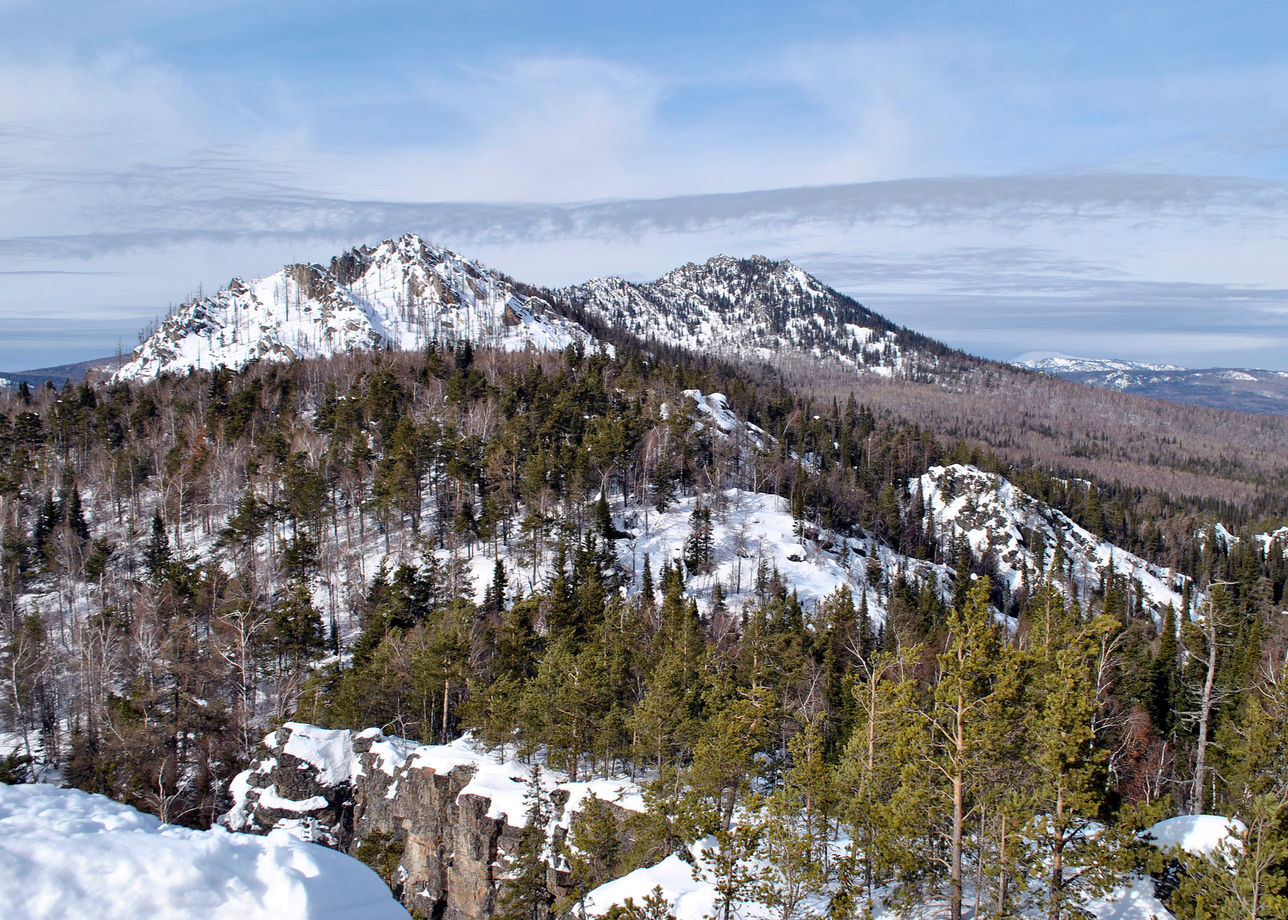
<box><xmin>226</xmin><ymin>722</ymin><xmax>641</xmax><ymax>842</ymax></box>
<box><xmin>0</xmin><ymin>782</ymin><xmax>409</xmax><ymax>920</ymax></box>
<box><xmin>115</xmin><ymin>234</ymin><xmax>598</xmax><ymax>382</ymax></box>
<box><xmin>225</xmin><ymin>722</ymin><xmax>643</xmax><ymax>920</ymax></box>
<box><xmin>918</xmin><ymin>464</ymin><xmax>1191</xmax><ymax>619</ymax></box>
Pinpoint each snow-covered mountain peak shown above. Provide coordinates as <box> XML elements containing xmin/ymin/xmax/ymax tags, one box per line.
<box><xmin>561</xmin><ymin>253</ymin><xmax>917</xmax><ymax>377</ymax></box>
<box><xmin>114</xmin><ymin>236</ymin><xmax>599</xmax><ymax>383</ymax></box>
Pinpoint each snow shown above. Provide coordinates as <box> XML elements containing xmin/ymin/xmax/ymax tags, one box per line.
<box><xmin>281</xmin><ymin>722</ymin><xmax>362</xmax><ymax>786</ymax></box>
<box><xmin>0</xmin><ymin>782</ymin><xmax>409</xmax><ymax>920</ymax></box>
<box><xmin>584</xmin><ymin>851</ymin><xmax>716</xmax><ymax>920</ymax></box>
<box><xmin>1148</xmin><ymin>814</ymin><xmax>1245</xmax><ymax>856</ymax></box>
<box><xmin>1084</xmin><ymin>877</ymin><xmax>1174</xmax><ymax>920</ymax></box>
<box><xmin>919</xmin><ymin>464</ymin><xmax>1191</xmax><ymax>620</ymax></box>
<box><xmin>115</xmin><ymin>234</ymin><xmax>601</xmax><ymax>382</ymax></box>
<box><xmin>256</xmin><ymin>786</ymin><xmax>330</xmax><ymax>813</ymax></box>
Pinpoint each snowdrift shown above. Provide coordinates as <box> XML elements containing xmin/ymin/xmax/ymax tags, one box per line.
<box><xmin>0</xmin><ymin>782</ymin><xmax>410</xmax><ymax>920</ymax></box>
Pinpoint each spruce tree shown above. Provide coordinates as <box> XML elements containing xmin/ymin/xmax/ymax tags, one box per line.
<box><xmin>1022</xmin><ymin>607</ymin><xmax>1126</xmax><ymax>920</ymax></box>
<box><xmin>497</xmin><ymin>768</ymin><xmax>554</xmax><ymax>920</ymax></box>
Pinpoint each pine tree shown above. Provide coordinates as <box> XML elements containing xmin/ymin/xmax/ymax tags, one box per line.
<box><xmin>917</xmin><ymin>578</ymin><xmax>1021</xmax><ymax>920</ymax></box>
<box><xmin>696</xmin><ymin>820</ymin><xmax>763</xmax><ymax>920</ymax></box>
<box><xmin>838</xmin><ymin>644</ymin><xmax>923</xmax><ymax>911</ymax></box>
<box><xmin>753</xmin><ymin>791</ymin><xmax>824</xmax><ymax>920</ymax></box>
<box><xmin>1022</xmin><ymin>609</ymin><xmax>1127</xmax><ymax>920</ymax></box>
<box><xmin>497</xmin><ymin>768</ymin><xmax>554</xmax><ymax>920</ymax></box>
<box><xmin>1151</xmin><ymin>602</ymin><xmax>1180</xmax><ymax>734</ymax></box>
<box><xmin>143</xmin><ymin>509</ymin><xmax>171</xmax><ymax>580</ymax></box>
<box><xmin>559</xmin><ymin>794</ymin><xmax>622</xmax><ymax>917</ymax></box>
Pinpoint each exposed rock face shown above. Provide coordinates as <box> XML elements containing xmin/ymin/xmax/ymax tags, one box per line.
<box><xmin>225</xmin><ymin>723</ymin><xmax>632</xmax><ymax>920</ymax></box>
<box><xmin>115</xmin><ymin>234</ymin><xmax>600</xmax><ymax>383</ymax></box>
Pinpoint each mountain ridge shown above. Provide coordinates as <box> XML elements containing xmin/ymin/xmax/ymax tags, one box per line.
<box><xmin>114</xmin><ymin>234</ymin><xmax>597</xmax><ymax>382</ymax></box>
<box><xmin>1017</xmin><ymin>352</ymin><xmax>1288</xmax><ymax>415</ymax></box>
<box><xmin>115</xmin><ymin>234</ymin><xmax>958</xmax><ymax>385</ymax></box>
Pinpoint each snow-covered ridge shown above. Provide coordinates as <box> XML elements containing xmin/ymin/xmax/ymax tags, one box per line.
<box><xmin>616</xmin><ymin>487</ymin><xmax>953</xmax><ymax>626</ymax></box>
<box><xmin>917</xmin><ymin>464</ymin><xmax>1191</xmax><ymax>618</ymax></box>
<box><xmin>0</xmin><ymin>783</ymin><xmax>410</xmax><ymax>920</ymax></box>
<box><xmin>115</xmin><ymin>234</ymin><xmax>598</xmax><ymax>382</ymax></box>
<box><xmin>561</xmin><ymin>254</ymin><xmax>914</xmax><ymax>376</ymax></box>
<box><xmin>1016</xmin><ymin>352</ymin><xmax>1187</xmax><ymax>374</ymax></box>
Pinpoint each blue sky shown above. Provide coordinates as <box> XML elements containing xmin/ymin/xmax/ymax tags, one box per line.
<box><xmin>2</xmin><ymin>0</ymin><xmax>1288</xmax><ymax>369</ymax></box>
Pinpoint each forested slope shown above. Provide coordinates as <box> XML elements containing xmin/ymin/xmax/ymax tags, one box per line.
<box><xmin>1</xmin><ymin>334</ymin><xmax>1285</xmax><ymax>917</ymax></box>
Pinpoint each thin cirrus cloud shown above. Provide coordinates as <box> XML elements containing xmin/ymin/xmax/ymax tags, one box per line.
<box><xmin>2</xmin><ymin>4</ymin><xmax>1288</xmax><ymax>371</ymax></box>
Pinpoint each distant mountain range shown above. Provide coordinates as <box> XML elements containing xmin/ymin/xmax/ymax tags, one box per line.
<box><xmin>1016</xmin><ymin>352</ymin><xmax>1288</xmax><ymax>415</ymax></box>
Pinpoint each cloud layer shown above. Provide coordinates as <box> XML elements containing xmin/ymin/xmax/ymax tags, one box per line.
<box><xmin>2</xmin><ymin>3</ymin><xmax>1287</xmax><ymax>370</ymax></box>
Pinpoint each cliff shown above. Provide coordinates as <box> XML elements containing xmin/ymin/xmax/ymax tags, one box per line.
<box><xmin>224</xmin><ymin>723</ymin><xmax>640</xmax><ymax>920</ymax></box>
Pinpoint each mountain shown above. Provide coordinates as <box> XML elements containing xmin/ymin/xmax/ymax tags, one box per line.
<box><xmin>106</xmin><ymin>233</ymin><xmax>1288</xmax><ymax>521</ymax></box>
<box><xmin>114</xmin><ymin>234</ymin><xmax>596</xmax><ymax>382</ymax></box>
<box><xmin>1017</xmin><ymin>352</ymin><xmax>1288</xmax><ymax>415</ymax></box>
<box><xmin>0</xmin><ymin>355</ymin><xmax>125</xmax><ymax>390</ymax></box>
<box><xmin>561</xmin><ymin>254</ymin><xmax>939</xmax><ymax>377</ymax></box>
<box><xmin>117</xmin><ymin>238</ymin><xmax>957</xmax><ymax>384</ymax></box>
<box><xmin>5</xmin><ymin>262</ymin><xmax>1284</xmax><ymax>920</ymax></box>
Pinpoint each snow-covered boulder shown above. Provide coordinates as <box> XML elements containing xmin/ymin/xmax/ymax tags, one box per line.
<box><xmin>1149</xmin><ymin>814</ymin><xmax>1245</xmax><ymax>856</ymax></box>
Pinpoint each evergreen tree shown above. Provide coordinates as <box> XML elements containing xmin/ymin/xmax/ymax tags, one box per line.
<box><xmin>498</xmin><ymin>768</ymin><xmax>553</xmax><ymax>920</ymax></box>
<box><xmin>916</xmin><ymin>578</ymin><xmax>1021</xmax><ymax>920</ymax></box>
<box><xmin>1021</xmin><ymin>607</ymin><xmax>1129</xmax><ymax>920</ymax></box>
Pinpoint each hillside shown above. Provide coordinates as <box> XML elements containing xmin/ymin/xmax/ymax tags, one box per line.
<box><xmin>4</xmin><ymin>238</ymin><xmax>1286</xmax><ymax>919</ymax></box>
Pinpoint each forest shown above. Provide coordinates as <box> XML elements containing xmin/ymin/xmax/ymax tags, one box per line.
<box><xmin>1</xmin><ymin>337</ymin><xmax>1287</xmax><ymax>919</ymax></box>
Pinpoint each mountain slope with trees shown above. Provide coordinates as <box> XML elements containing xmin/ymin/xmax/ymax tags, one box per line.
<box><xmin>2</xmin><ymin>237</ymin><xmax>1287</xmax><ymax>917</ymax></box>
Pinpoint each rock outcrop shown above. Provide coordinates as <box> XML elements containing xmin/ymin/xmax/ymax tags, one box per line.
<box><xmin>224</xmin><ymin>723</ymin><xmax>636</xmax><ymax>920</ymax></box>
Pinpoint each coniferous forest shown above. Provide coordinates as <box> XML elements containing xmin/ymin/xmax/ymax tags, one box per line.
<box><xmin>2</xmin><ymin>336</ymin><xmax>1287</xmax><ymax>919</ymax></box>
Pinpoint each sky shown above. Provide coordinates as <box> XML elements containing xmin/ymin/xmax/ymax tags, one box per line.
<box><xmin>2</xmin><ymin>0</ymin><xmax>1288</xmax><ymax>370</ymax></box>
